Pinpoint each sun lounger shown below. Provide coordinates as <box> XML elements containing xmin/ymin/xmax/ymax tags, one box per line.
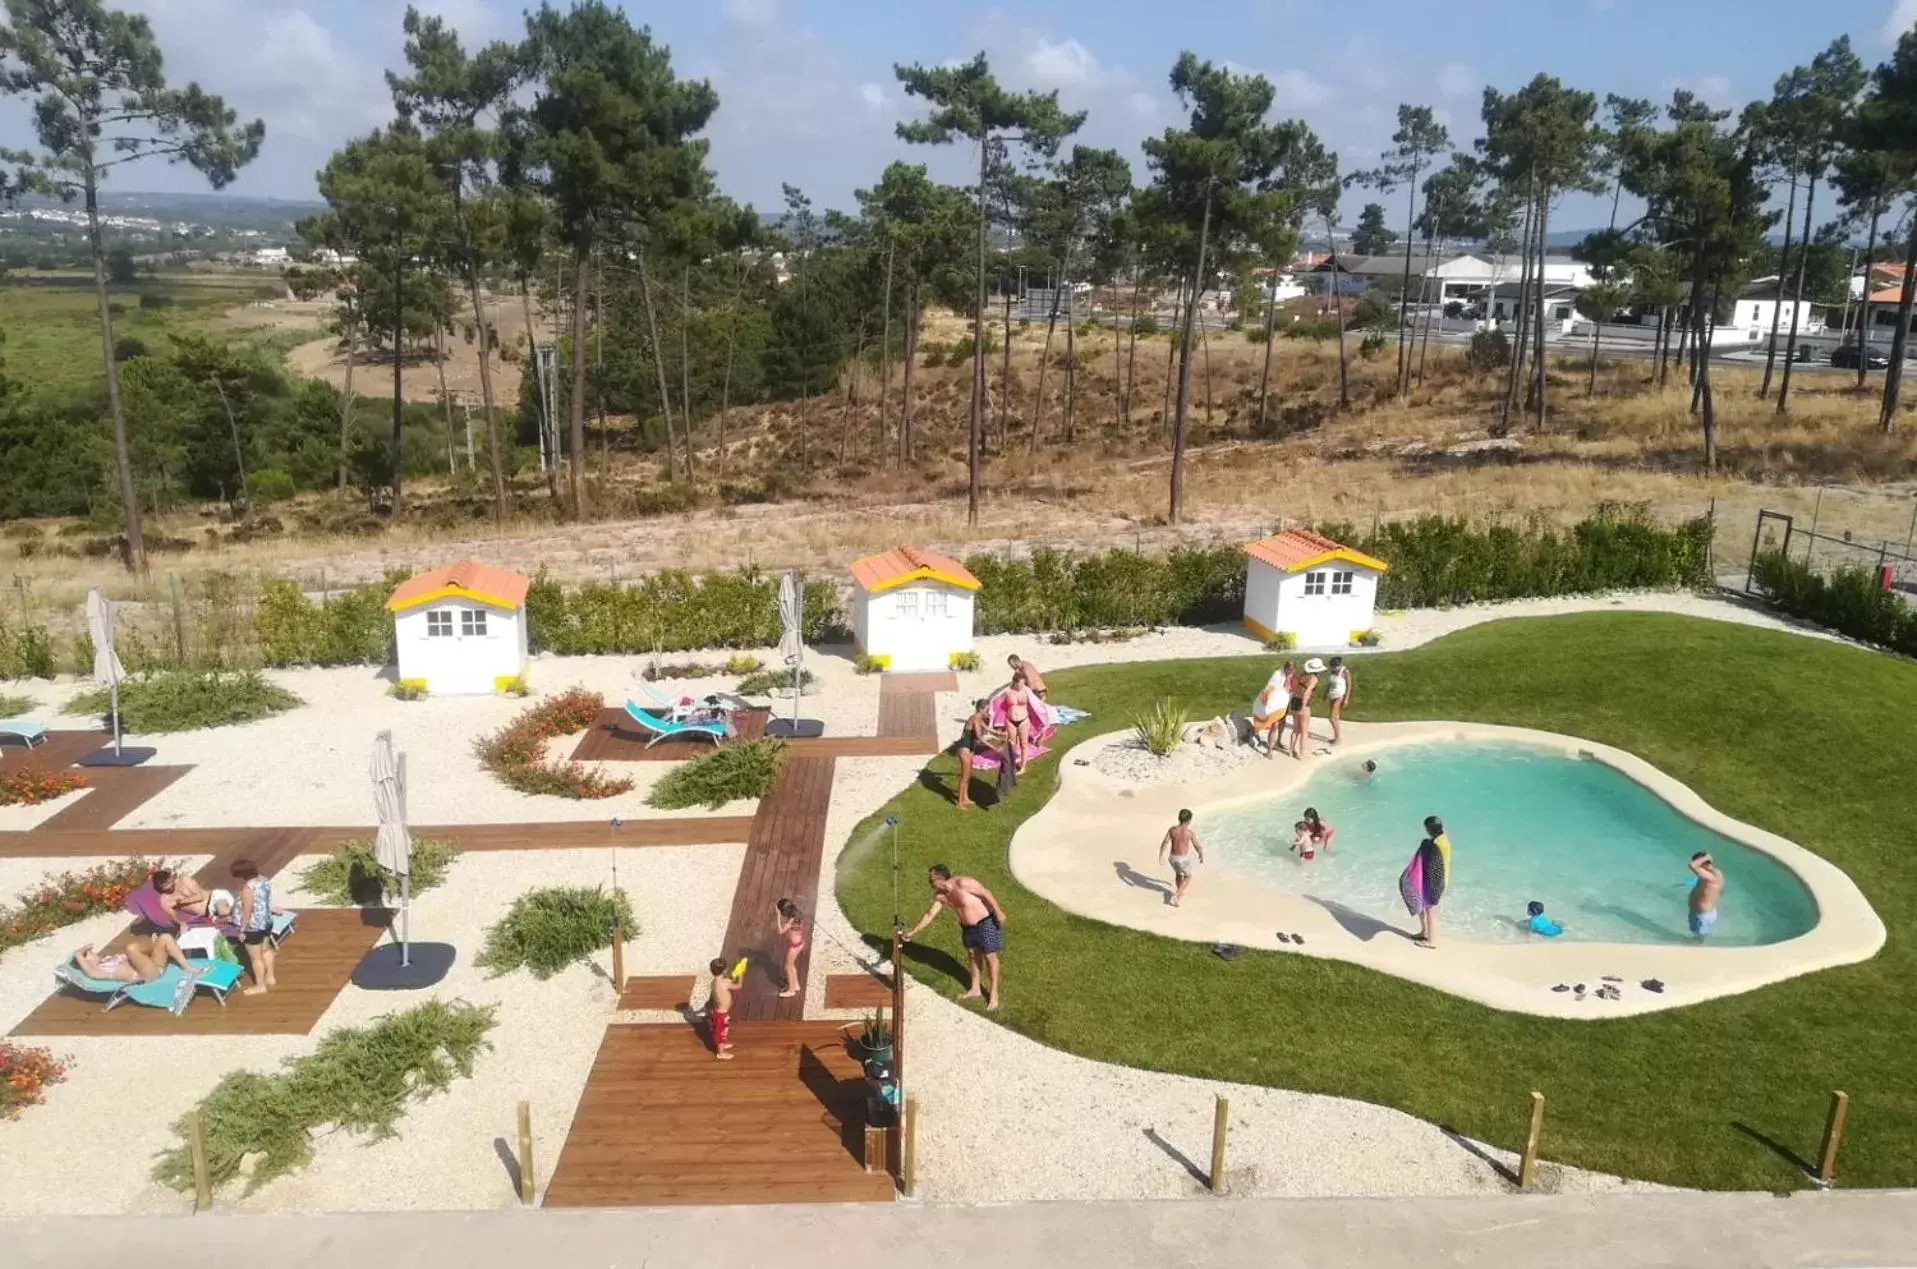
<box><xmin>0</xmin><ymin>720</ymin><xmax>47</xmax><ymax>749</ymax></box>
<box><xmin>53</xmin><ymin>959</ymin><xmax>245</xmax><ymax>1014</ymax></box>
<box><xmin>268</xmin><ymin>910</ymin><xmax>297</xmax><ymax>948</ymax></box>
<box><xmin>622</xmin><ymin>699</ymin><xmax>734</xmax><ymax>749</ymax></box>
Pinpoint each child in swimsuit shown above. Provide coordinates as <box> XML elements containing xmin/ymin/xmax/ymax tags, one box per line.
<box><xmin>775</xmin><ymin>898</ymin><xmax>806</xmax><ymax>999</ymax></box>
<box><xmin>707</xmin><ymin>957</ymin><xmax>735</xmax><ymax>1060</ymax></box>
<box><xmin>1290</xmin><ymin>820</ymin><xmax>1318</xmax><ymax>861</ymax></box>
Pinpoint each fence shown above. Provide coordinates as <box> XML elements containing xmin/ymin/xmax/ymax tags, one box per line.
<box><xmin>1739</xmin><ymin>508</ymin><xmax>1917</xmax><ymax>601</ymax></box>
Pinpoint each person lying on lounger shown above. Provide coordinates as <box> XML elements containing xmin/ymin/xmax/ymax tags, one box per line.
<box><xmin>153</xmin><ymin>868</ymin><xmax>210</xmax><ymax>922</ymax></box>
<box><xmin>72</xmin><ymin>934</ymin><xmax>195</xmax><ymax>983</ymax></box>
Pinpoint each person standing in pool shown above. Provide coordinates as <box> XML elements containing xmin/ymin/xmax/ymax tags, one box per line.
<box><xmin>1688</xmin><ymin>852</ymin><xmax>1723</xmax><ymax>938</ymax></box>
<box><xmin>1288</xmin><ymin>659</ymin><xmax>1323</xmax><ymax>760</ymax></box>
<box><xmin>1158</xmin><ymin>809</ymin><xmax>1205</xmax><ymax>906</ymax></box>
<box><xmin>903</xmin><ymin>865</ymin><xmax>1007</xmax><ymax>1010</ymax></box>
<box><xmin>1399</xmin><ymin>815</ymin><xmax>1452</xmax><ymax>947</ymax></box>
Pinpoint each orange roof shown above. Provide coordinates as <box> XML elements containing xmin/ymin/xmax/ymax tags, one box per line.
<box><xmin>386</xmin><ymin>560</ymin><xmax>532</xmax><ymax>612</ymax></box>
<box><xmin>1244</xmin><ymin>529</ymin><xmax>1388</xmax><ymax>574</ymax></box>
<box><xmin>849</xmin><ymin>545</ymin><xmax>980</xmax><ymax>594</ymax></box>
<box><xmin>1866</xmin><ymin>286</ymin><xmax>1910</xmax><ymax>304</ymax></box>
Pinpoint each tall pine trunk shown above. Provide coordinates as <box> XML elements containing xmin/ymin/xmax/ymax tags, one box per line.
<box><xmin>1256</xmin><ymin>258</ymin><xmax>1279</xmax><ymax>430</ymax></box>
<box><xmin>636</xmin><ymin>248</ymin><xmax>679</xmax><ymax>482</ymax></box>
<box><xmin>1064</xmin><ymin>292</ymin><xmax>1078</xmax><ymax>444</ymax></box>
<box><xmin>1759</xmin><ymin>173</ymin><xmax>1798</xmax><ymax>399</ymax></box>
<box><xmin>86</xmin><ymin>172</ymin><xmax>145</xmax><ymax>571</ymax></box>
<box><xmin>1169</xmin><ymin>186</ymin><xmax>1213</xmax><ymax>524</ymax></box>
<box><xmin>1395</xmin><ymin>158</ymin><xmax>1422</xmax><ymax>392</ymax></box>
<box><xmin>901</xmin><ymin>293</ymin><xmax>919</xmax><ymax>464</ymax></box>
<box><xmin>452</xmin><ymin>188</ymin><xmax>506</xmax><ymax>521</ymax></box>
<box><xmin>1161</xmin><ymin>277</ymin><xmax>1180</xmax><ymax>432</ymax></box>
<box><xmin>1501</xmin><ymin>186</ymin><xmax>1536</xmax><ymax>432</ymax></box>
<box><xmin>390</xmin><ymin>249</ymin><xmax>407</xmax><ymax>516</ymax></box>
<box><xmin>435</xmin><ymin>326</ymin><xmax>455</xmax><ymax>473</ymax></box>
<box><xmin>1415</xmin><ymin>235</ymin><xmax>1443</xmax><ymax>388</ymax></box>
<box><xmin>718</xmin><ymin>262</ymin><xmax>743</xmax><ymax>478</ymax></box>
<box><xmin>999</xmin><ymin>283</ymin><xmax>1014</xmax><ymax>447</ymax></box>
<box><xmin>680</xmin><ymin>264</ymin><xmax>695</xmax><ymax>476</ymax></box>
<box><xmin>1881</xmin><ymin>214</ymin><xmax>1917</xmax><ymax>433</ymax></box>
<box><xmin>1858</xmin><ymin>206</ymin><xmax>1881</xmax><ymax>389</ymax></box>
<box><xmin>967</xmin><ymin>133</ymin><xmax>989</xmax><ymax>526</ymax></box>
<box><xmin>1530</xmin><ymin>188</ymin><xmax>1551</xmax><ymax>429</ymax></box>
<box><xmin>1031</xmin><ymin>274</ymin><xmax>1064</xmax><ymax>453</ymax></box>
<box><xmin>520</xmin><ymin>279</ymin><xmax>559</xmax><ymax>502</ymax></box>
<box><xmin>568</xmin><ymin>245</ymin><xmax>591</xmax><ymax>515</ymax></box>
<box><xmin>1777</xmin><ymin>174</ymin><xmax>1817</xmax><ymax>413</ymax></box>
<box><xmin>337</xmin><ymin>321</ymin><xmax>357</xmax><ymax>492</ymax></box>
<box><xmin>1326</xmin><ymin>215</ymin><xmax>1350</xmax><ymax>411</ymax></box>
<box><xmin>1123</xmin><ymin>260</ymin><xmax>1141</xmax><ymax>422</ymax></box>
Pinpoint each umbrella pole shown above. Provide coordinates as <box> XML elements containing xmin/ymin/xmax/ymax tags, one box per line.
<box><xmin>400</xmin><ymin>872</ymin><xmax>412</xmax><ymax>969</ymax></box>
<box><xmin>110</xmin><ymin>678</ymin><xmax>122</xmax><ymax>756</ymax></box>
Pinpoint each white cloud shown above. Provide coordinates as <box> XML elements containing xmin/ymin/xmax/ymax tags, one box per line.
<box><xmin>1128</xmin><ymin>91</ymin><xmax>1159</xmax><ymax>120</ymax></box>
<box><xmin>858</xmin><ymin>82</ymin><xmax>886</xmax><ymax>110</ymax></box>
<box><xmin>720</xmin><ymin>0</ymin><xmax>783</xmax><ymax>27</ymax></box>
<box><xmin>1024</xmin><ymin>37</ymin><xmax>1103</xmax><ymax>90</ymax></box>
<box><xmin>1436</xmin><ymin>61</ymin><xmax>1477</xmax><ymax>100</ymax></box>
<box><xmin>1666</xmin><ymin>73</ymin><xmax>1735</xmax><ymax>107</ymax></box>
<box><xmin>1886</xmin><ymin>0</ymin><xmax>1917</xmax><ymax>44</ymax></box>
<box><xmin>1270</xmin><ymin>68</ymin><xmax>1333</xmax><ymax>109</ymax></box>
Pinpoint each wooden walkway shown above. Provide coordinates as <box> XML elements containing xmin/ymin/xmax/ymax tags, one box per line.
<box><xmin>720</xmin><ymin>755</ymin><xmax>836</xmax><ymax>1023</ymax></box>
<box><xmin>617</xmin><ymin>975</ymin><xmax>697</xmax><ymax>1010</ymax></box>
<box><xmin>38</xmin><ymin>765</ymin><xmax>191</xmax><ymax>831</ymax></box>
<box><xmin>0</xmin><ymin>729</ymin><xmax>111</xmax><ymax>774</ymax></box>
<box><xmin>541</xmin><ymin>1020</ymin><xmax>893</xmax><ymax>1207</ymax></box>
<box><xmin>824</xmin><ymin>972</ymin><xmax>894</xmax><ymax>1011</ymax></box>
<box><xmin>11</xmin><ymin>907</ymin><xmax>391</xmax><ymax>1037</ymax></box>
<box><xmin>570</xmin><ymin>706</ymin><xmax>770</xmax><ymax>763</ymax></box>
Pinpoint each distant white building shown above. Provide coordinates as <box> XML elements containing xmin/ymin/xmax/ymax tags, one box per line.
<box><xmin>849</xmin><ymin>546</ymin><xmax>979</xmax><ymax>673</ymax></box>
<box><xmin>1242</xmin><ymin>529</ymin><xmax>1388</xmax><ymax>650</ymax></box>
<box><xmin>1732</xmin><ymin>278</ymin><xmax>1826</xmax><ymax>339</ymax></box>
<box><xmin>243</xmin><ymin>246</ymin><xmax>290</xmax><ymax>268</ymax></box>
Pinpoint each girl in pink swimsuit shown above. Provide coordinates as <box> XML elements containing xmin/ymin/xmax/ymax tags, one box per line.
<box><xmin>775</xmin><ymin>898</ymin><xmax>806</xmax><ymax>999</ymax></box>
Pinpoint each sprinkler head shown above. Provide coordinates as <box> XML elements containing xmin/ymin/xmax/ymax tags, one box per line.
<box><xmin>884</xmin><ymin>815</ymin><xmax>899</xmax><ymax>827</ymax></box>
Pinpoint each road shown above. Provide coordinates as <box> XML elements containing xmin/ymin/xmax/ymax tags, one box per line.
<box><xmin>7</xmin><ymin>1191</ymin><xmax>1916</xmax><ymax>1269</ymax></box>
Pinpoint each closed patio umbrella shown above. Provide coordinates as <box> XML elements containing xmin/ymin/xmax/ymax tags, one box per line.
<box><xmin>80</xmin><ymin>587</ymin><xmax>151</xmax><ymax>766</ymax></box>
<box><xmin>371</xmin><ymin>729</ymin><xmax>413</xmax><ymax>966</ymax></box>
<box><xmin>765</xmin><ymin>569</ymin><xmax>823</xmax><ymax>739</ymax></box>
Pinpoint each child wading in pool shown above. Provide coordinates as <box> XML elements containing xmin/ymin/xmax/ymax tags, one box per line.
<box><xmin>1158</xmin><ymin>809</ymin><xmax>1205</xmax><ymax>906</ymax></box>
<box><xmin>1525</xmin><ymin>900</ymin><xmax>1563</xmax><ymax>937</ymax></box>
<box><xmin>1292</xmin><ymin>807</ymin><xmax>1335</xmax><ymax>860</ymax></box>
<box><xmin>1688</xmin><ymin>852</ymin><xmax>1723</xmax><ymax>937</ymax></box>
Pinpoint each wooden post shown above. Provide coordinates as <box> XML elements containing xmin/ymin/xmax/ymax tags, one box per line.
<box><xmin>903</xmin><ymin>1097</ymin><xmax>919</xmax><ymax>1197</ymax></box>
<box><xmin>516</xmin><ymin>1100</ymin><xmax>535</xmax><ymax>1205</ymax></box>
<box><xmin>1209</xmin><ymin>1095</ymin><xmax>1229</xmax><ymax>1194</ymax></box>
<box><xmin>189</xmin><ymin>1107</ymin><xmax>212</xmax><ymax>1212</ymax></box>
<box><xmin>1519</xmin><ymin>1091</ymin><xmax>1546</xmax><ymax>1189</ymax></box>
<box><xmin>1817</xmin><ymin>1090</ymin><xmax>1849</xmax><ymax>1187</ymax></box>
<box><xmin>863</xmin><ymin>1124</ymin><xmax>886</xmax><ymax>1173</ymax></box>
<box><xmin>609</xmin><ymin>924</ymin><xmax>625</xmax><ymax>997</ymax></box>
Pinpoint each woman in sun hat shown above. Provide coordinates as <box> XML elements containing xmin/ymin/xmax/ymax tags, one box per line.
<box><xmin>1289</xmin><ymin>658</ymin><xmax>1325</xmax><ymax>759</ymax></box>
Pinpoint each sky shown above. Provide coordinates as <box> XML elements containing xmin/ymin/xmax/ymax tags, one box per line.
<box><xmin>3</xmin><ymin>0</ymin><xmax>1914</xmax><ymax>231</ymax></box>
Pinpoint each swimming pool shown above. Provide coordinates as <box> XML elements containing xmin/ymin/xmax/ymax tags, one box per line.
<box><xmin>1201</xmin><ymin>742</ymin><xmax>1820</xmax><ymax>947</ymax></box>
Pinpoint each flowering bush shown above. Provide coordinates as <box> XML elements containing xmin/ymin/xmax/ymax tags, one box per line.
<box><xmin>0</xmin><ymin>856</ymin><xmax>176</xmax><ymax>955</ymax></box>
<box><xmin>0</xmin><ymin>1042</ymin><xmax>67</xmax><ymax>1118</ymax></box>
<box><xmin>473</xmin><ymin>688</ymin><xmax>632</xmax><ymax>800</ymax></box>
<box><xmin>0</xmin><ymin>766</ymin><xmax>86</xmax><ymax>808</ymax></box>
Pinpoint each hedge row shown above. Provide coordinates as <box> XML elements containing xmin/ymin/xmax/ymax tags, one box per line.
<box><xmin>1751</xmin><ymin>551</ymin><xmax>1917</xmax><ymax>657</ymax></box>
<box><xmin>965</xmin><ymin>506</ymin><xmax>1714</xmax><ymax>634</ymax></box>
<box><xmin>524</xmin><ymin>570</ymin><xmax>845</xmax><ymax>656</ymax></box>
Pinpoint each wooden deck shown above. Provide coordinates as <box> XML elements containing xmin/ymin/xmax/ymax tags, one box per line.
<box><xmin>880</xmin><ymin>671</ymin><xmax>957</xmax><ymax>695</ymax></box>
<box><xmin>542</xmin><ymin>1020</ymin><xmax>894</xmax><ymax>1207</ymax></box>
<box><xmin>570</xmin><ymin>706</ymin><xmax>770</xmax><ymax>763</ymax></box>
<box><xmin>616</xmin><ymin>975</ymin><xmax>697</xmax><ymax>1010</ymax></box>
<box><xmin>11</xmin><ymin>906</ymin><xmax>391</xmax><ymax>1037</ymax></box>
<box><xmin>720</xmin><ymin>755</ymin><xmax>835</xmax><ymax>1024</ymax></box>
<box><xmin>824</xmin><ymin>972</ymin><xmax>894</xmax><ymax>1011</ymax></box>
<box><xmin>0</xmin><ymin>729</ymin><xmax>110</xmax><ymax>774</ymax></box>
<box><xmin>38</xmin><ymin>765</ymin><xmax>191</xmax><ymax>831</ymax></box>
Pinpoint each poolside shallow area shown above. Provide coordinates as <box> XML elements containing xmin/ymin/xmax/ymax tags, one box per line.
<box><xmin>1009</xmin><ymin>720</ymin><xmax>1885</xmax><ymax>1018</ymax></box>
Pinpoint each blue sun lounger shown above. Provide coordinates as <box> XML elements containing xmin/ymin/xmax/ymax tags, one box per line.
<box><xmin>53</xmin><ymin>959</ymin><xmax>245</xmax><ymax>1014</ymax></box>
<box><xmin>0</xmin><ymin>720</ymin><xmax>47</xmax><ymax>749</ymax></box>
<box><xmin>622</xmin><ymin>699</ymin><xmax>734</xmax><ymax>750</ymax></box>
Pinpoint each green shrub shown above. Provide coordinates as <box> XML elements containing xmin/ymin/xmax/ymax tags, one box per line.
<box><xmin>949</xmin><ymin>650</ymin><xmax>982</xmax><ymax>672</ymax></box>
<box><xmin>735</xmin><ymin>666</ymin><xmax>815</xmax><ymax>697</ymax></box>
<box><xmin>66</xmin><ymin>670</ymin><xmax>300</xmax><ymax>732</ymax></box>
<box><xmin>249</xmin><ymin>468</ymin><xmax>296</xmax><ymax>505</ymax></box>
<box><xmin>0</xmin><ymin>693</ymin><xmax>34</xmax><ymax>717</ymax></box>
<box><xmin>1467</xmin><ymin>328</ymin><xmax>1511</xmax><ymax>372</ymax></box>
<box><xmin>647</xmin><ymin>738</ymin><xmax>787</xmax><ymax>810</ymax></box>
<box><xmin>853</xmin><ymin>652</ymin><xmax>885</xmax><ymax>675</ymax></box>
<box><xmin>498</xmin><ymin>674</ymin><xmax>531</xmax><ymax>697</ymax></box>
<box><xmin>1281</xmin><ymin>318</ymin><xmax>1343</xmax><ymax>341</ymax></box>
<box><xmin>1263</xmin><ymin>632</ymin><xmax>1297</xmax><ymax>651</ymax></box>
<box><xmin>296</xmin><ymin>838</ymin><xmax>460</xmax><ymax>907</ymax></box>
<box><xmin>477</xmin><ymin>885</ymin><xmax>634</xmax><ymax>980</ymax></box>
<box><xmin>525</xmin><ymin>569</ymin><xmax>845</xmax><ymax>655</ymax></box>
<box><xmin>254</xmin><ymin>575</ymin><xmax>396</xmax><ymax>667</ymax></box>
<box><xmin>1133</xmin><ymin>314</ymin><xmax>1160</xmax><ymax>337</ymax></box>
<box><xmin>1751</xmin><ymin>552</ymin><xmax>1917</xmax><ymax>656</ymax></box>
<box><xmin>0</xmin><ymin>619</ymin><xmax>57</xmax><ymax>679</ymax></box>
<box><xmin>1132</xmin><ymin>698</ymin><xmax>1188</xmax><ymax>757</ymax></box>
<box><xmin>1352</xmin><ymin>629</ymin><xmax>1383</xmax><ymax>647</ymax></box>
<box><xmin>389</xmin><ymin>678</ymin><xmax>428</xmax><ymax>701</ymax></box>
<box><xmin>154</xmin><ymin>1001</ymin><xmax>495</xmax><ymax>1195</ymax></box>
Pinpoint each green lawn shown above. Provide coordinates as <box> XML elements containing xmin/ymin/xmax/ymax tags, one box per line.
<box><xmin>836</xmin><ymin>614</ymin><xmax>1917</xmax><ymax>1190</ymax></box>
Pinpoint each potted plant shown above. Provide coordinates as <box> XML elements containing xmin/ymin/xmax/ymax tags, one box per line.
<box><xmin>844</xmin><ymin>1007</ymin><xmax>893</xmax><ymax>1063</ymax></box>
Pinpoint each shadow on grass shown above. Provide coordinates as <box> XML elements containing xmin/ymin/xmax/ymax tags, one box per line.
<box><xmin>915</xmin><ymin>766</ymin><xmax>1000</xmax><ymax>810</ymax></box>
<box><xmin>1732</xmin><ymin>1122</ymin><xmax>1815</xmax><ymax>1178</ymax></box>
<box><xmin>860</xmin><ymin>930</ymin><xmax>971</xmax><ymax>990</ymax></box>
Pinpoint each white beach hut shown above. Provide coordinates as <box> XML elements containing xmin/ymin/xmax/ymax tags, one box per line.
<box><xmin>849</xmin><ymin>545</ymin><xmax>980</xmax><ymax>672</ymax></box>
<box><xmin>1242</xmin><ymin>529</ymin><xmax>1388</xmax><ymax>649</ymax></box>
<box><xmin>386</xmin><ymin>560</ymin><xmax>532</xmax><ymax>695</ymax></box>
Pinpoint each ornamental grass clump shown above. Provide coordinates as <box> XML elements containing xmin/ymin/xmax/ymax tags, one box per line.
<box><xmin>646</xmin><ymin>739</ymin><xmax>787</xmax><ymax>810</ymax></box>
<box><xmin>477</xmin><ymin>886</ymin><xmax>634</xmax><ymax>980</ymax></box>
<box><xmin>296</xmin><ymin>838</ymin><xmax>460</xmax><ymax>907</ymax></box>
<box><xmin>66</xmin><ymin>670</ymin><xmax>300</xmax><ymax>732</ymax></box>
<box><xmin>473</xmin><ymin>688</ymin><xmax>632</xmax><ymax>799</ymax></box>
<box><xmin>1132</xmin><ymin>698</ymin><xmax>1188</xmax><ymax>758</ymax></box>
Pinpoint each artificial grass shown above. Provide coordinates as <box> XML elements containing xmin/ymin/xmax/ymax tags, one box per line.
<box><xmin>836</xmin><ymin>613</ymin><xmax>1917</xmax><ymax>1191</ymax></box>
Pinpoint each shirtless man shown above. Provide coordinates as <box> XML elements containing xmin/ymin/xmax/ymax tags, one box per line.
<box><xmin>1158</xmin><ymin>808</ymin><xmax>1205</xmax><ymax>907</ymax></box>
<box><xmin>1006</xmin><ymin>654</ymin><xmax>1047</xmax><ymax>700</ymax></box>
<box><xmin>1688</xmin><ymin>852</ymin><xmax>1724</xmax><ymax>938</ymax></box>
<box><xmin>152</xmin><ymin>868</ymin><xmax>209</xmax><ymax>923</ymax></box>
<box><xmin>903</xmin><ymin>864</ymin><xmax>1007</xmax><ymax>1010</ymax></box>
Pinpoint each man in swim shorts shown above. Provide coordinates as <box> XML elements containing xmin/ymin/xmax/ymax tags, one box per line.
<box><xmin>1688</xmin><ymin>851</ymin><xmax>1723</xmax><ymax>937</ymax></box>
<box><xmin>903</xmin><ymin>864</ymin><xmax>1007</xmax><ymax>1010</ymax></box>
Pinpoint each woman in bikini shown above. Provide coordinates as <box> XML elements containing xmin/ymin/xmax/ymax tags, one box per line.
<box><xmin>774</xmin><ymin>898</ymin><xmax>806</xmax><ymax>999</ymax></box>
<box><xmin>1001</xmin><ymin>671</ymin><xmax>1037</xmax><ymax>775</ymax></box>
<box><xmin>1288</xmin><ymin>659</ymin><xmax>1323</xmax><ymax>760</ymax></box>
<box><xmin>953</xmin><ymin>698</ymin><xmax>1004</xmax><ymax>811</ymax></box>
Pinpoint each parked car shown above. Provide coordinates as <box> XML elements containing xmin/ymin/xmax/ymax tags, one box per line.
<box><xmin>1830</xmin><ymin>344</ymin><xmax>1891</xmax><ymax>370</ymax></box>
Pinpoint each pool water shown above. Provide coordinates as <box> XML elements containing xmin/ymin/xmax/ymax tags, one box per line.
<box><xmin>1202</xmin><ymin>742</ymin><xmax>1818</xmax><ymax>946</ymax></box>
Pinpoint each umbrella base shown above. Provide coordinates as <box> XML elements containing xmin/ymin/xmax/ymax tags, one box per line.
<box><xmin>352</xmin><ymin>942</ymin><xmax>456</xmax><ymax>990</ymax></box>
<box><xmin>764</xmin><ymin>718</ymin><xmax>825</xmax><ymax>740</ymax></box>
<box><xmin>77</xmin><ymin>746</ymin><xmax>157</xmax><ymax>768</ymax></box>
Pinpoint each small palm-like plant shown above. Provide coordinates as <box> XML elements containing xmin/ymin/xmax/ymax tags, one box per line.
<box><xmin>1132</xmin><ymin>698</ymin><xmax>1189</xmax><ymax>758</ymax></box>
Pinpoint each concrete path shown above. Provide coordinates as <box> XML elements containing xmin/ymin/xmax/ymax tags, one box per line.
<box><xmin>7</xmin><ymin>1191</ymin><xmax>1914</xmax><ymax>1269</ymax></box>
